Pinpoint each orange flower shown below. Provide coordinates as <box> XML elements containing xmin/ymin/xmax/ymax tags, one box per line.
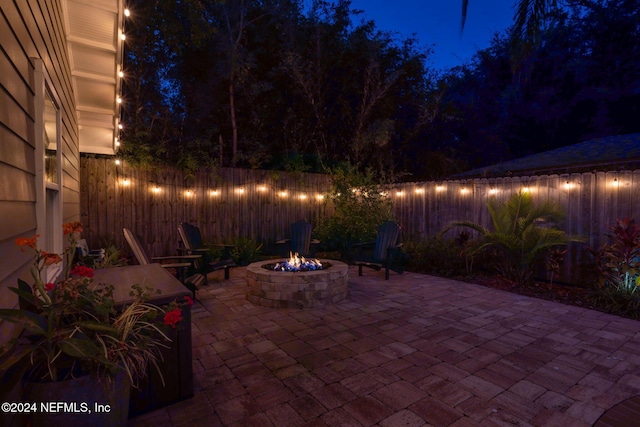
<box><xmin>16</xmin><ymin>235</ymin><xmax>39</xmax><ymax>250</ymax></box>
<box><xmin>62</xmin><ymin>222</ymin><xmax>83</xmax><ymax>235</ymax></box>
<box><xmin>41</xmin><ymin>252</ymin><xmax>63</xmax><ymax>266</ymax></box>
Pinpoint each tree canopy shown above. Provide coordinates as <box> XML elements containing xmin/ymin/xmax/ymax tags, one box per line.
<box><xmin>119</xmin><ymin>0</ymin><xmax>640</xmax><ymax>181</ymax></box>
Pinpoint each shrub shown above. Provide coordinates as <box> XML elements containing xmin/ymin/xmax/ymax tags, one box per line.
<box><xmin>441</xmin><ymin>191</ymin><xmax>584</xmax><ymax>286</ymax></box>
<box><xmin>231</xmin><ymin>237</ymin><xmax>263</xmax><ymax>265</ymax></box>
<box><xmin>316</xmin><ymin>165</ymin><xmax>394</xmax><ymax>257</ymax></box>
<box><xmin>589</xmin><ymin>218</ymin><xmax>640</xmax><ymax>316</ymax></box>
<box><xmin>404</xmin><ymin>236</ymin><xmax>468</xmax><ymax>277</ymax></box>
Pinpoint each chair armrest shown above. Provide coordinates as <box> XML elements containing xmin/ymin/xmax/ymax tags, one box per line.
<box><xmin>151</xmin><ymin>255</ymin><xmax>202</xmax><ymax>261</ymax></box>
<box><xmin>203</xmin><ymin>243</ymin><xmax>235</xmax><ymax>249</ymax></box>
<box><xmin>350</xmin><ymin>241</ymin><xmax>375</xmax><ymax>248</ymax></box>
<box><xmin>157</xmin><ymin>262</ymin><xmax>192</xmax><ymax>269</ymax></box>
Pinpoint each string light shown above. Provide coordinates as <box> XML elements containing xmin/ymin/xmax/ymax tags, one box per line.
<box><xmin>415</xmin><ymin>188</ymin><xmax>424</xmax><ymax>194</ymax></box>
<box><xmin>460</xmin><ymin>187</ymin><xmax>469</xmax><ymax>194</ymax></box>
<box><xmin>124</xmin><ymin>8</ymin><xmax>130</xmax><ymax>17</ymax></box>
<box><xmin>315</xmin><ymin>194</ymin><xmax>325</xmax><ymax>201</ymax></box>
<box><xmin>235</xmin><ymin>187</ymin><xmax>245</xmax><ymax>194</ymax></box>
<box><xmin>489</xmin><ymin>188</ymin><xmax>498</xmax><ymax>195</ymax></box>
<box><xmin>210</xmin><ymin>190</ymin><xmax>220</xmax><ymax>197</ymax></box>
<box><xmin>395</xmin><ymin>191</ymin><xmax>404</xmax><ymax>197</ymax></box>
<box><xmin>152</xmin><ymin>186</ymin><xmax>161</xmax><ymax>194</ymax></box>
<box><xmin>435</xmin><ymin>184</ymin><xmax>445</xmax><ymax>192</ymax></box>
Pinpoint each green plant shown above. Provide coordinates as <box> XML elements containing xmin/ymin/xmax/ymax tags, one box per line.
<box><xmin>316</xmin><ymin>165</ymin><xmax>394</xmax><ymax>257</ymax></box>
<box><xmin>78</xmin><ymin>244</ymin><xmax>128</xmax><ymax>269</ymax></box>
<box><xmin>0</xmin><ymin>223</ymin><xmax>191</xmax><ymax>394</ymax></box>
<box><xmin>590</xmin><ymin>217</ymin><xmax>640</xmax><ymax>293</ymax></box>
<box><xmin>231</xmin><ymin>237</ymin><xmax>263</xmax><ymax>266</ymax></box>
<box><xmin>441</xmin><ymin>191</ymin><xmax>583</xmax><ymax>286</ymax></box>
<box><xmin>404</xmin><ymin>236</ymin><xmax>468</xmax><ymax>277</ymax></box>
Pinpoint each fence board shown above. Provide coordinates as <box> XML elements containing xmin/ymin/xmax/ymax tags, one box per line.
<box><xmin>80</xmin><ymin>158</ymin><xmax>640</xmax><ymax>285</ymax></box>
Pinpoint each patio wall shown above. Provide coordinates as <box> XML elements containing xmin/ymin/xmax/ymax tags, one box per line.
<box><xmin>81</xmin><ymin>157</ymin><xmax>639</xmax><ymax>284</ymax></box>
<box><xmin>80</xmin><ymin>157</ymin><xmax>333</xmax><ymax>257</ymax></box>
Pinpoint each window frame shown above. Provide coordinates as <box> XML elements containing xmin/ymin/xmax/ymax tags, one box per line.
<box><xmin>33</xmin><ymin>58</ymin><xmax>63</xmax><ymax>280</ymax></box>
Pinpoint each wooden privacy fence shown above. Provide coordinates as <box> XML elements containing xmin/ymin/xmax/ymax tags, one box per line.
<box><xmin>81</xmin><ymin>158</ymin><xmax>639</xmax><ymax>284</ymax></box>
<box><xmin>389</xmin><ymin>170</ymin><xmax>640</xmax><ymax>284</ymax></box>
<box><xmin>80</xmin><ymin>158</ymin><xmax>333</xmax><ymax>257</ymax></box>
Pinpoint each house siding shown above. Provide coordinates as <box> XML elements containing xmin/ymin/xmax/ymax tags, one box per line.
<box><xmin>0</xmin><ymin>0</ymin><xmax>80</xmax><ymax>342</ymax></box>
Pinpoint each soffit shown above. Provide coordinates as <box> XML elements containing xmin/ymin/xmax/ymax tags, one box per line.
<box><xmin>64</xmin><ymin>0</ymin><xmax>123</xmax><ymax>155</ymax></box>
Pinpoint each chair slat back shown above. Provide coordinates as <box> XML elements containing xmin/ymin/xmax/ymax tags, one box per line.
<box><xmin>179</xmin><ymin>222</ymin><xmax>204</xmax><ymax>250</ymax></box>
<box><xmin>290</xmin><ymin>220</ymin><xmax>313</xmax><ymax>256</ymax></box>
<box><xmin>372</xmin><ymin>221</ymin><xmax>400</xmax><ymax>262</ymax></box>
<box><xmin>123</xmin><ymin>228</ymin><xmax>151</xmax><ymax>265</ymax></box>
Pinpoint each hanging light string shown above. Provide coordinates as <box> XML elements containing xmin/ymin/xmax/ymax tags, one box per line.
<box><xmin>113</xmin><ymin>160</ymin><xmax>632</xmax><ymax>201</ymax></box>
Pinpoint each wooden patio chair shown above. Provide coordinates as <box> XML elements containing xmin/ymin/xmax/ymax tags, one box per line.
<box><xmin>276</xmin><ymin>220</ymin><xmax>320</xmax><ymax>258</ymax></box>
<box><xmin>178</xmin><ymin>222</ymin><xmax>236</xmax><ymax>280</ymax></box>
<box><xmin>123</xmin><ymin>228</ymin><xmax>205</xmax><ymax>298</ymax></box>
<box><xmin>350</xmin><ymin>220</ymin><xmax>406</xmax><ymax>280</ymax></box>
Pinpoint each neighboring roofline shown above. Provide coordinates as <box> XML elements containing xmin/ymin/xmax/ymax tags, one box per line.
<box><xmin>451</xmin><ymin>133</ymin><xmax>640</xmax><ymax>179</ymax></box>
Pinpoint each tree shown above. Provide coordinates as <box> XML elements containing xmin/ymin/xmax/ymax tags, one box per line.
<box><xmin>442</xmin><ymin>191</ymin><xmax>583</xmax><ymax>285</ymax></box>
<box><xmin>460</xmin><ymin>0</ymin><xmax>558</xmax><ymax>62</ymax></box>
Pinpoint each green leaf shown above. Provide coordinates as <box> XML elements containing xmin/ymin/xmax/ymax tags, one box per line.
<box><xmin>58</xmin><ymin>337</ymin><xmax>101</xmax><ymax>358</ymax></box>
<box><xmin>0</xmin><ymin>309</ymin><xmax>47</xmax><ymax>335</ymax></box>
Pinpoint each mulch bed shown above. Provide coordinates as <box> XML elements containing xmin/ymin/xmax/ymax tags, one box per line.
<box><xmin>458</xmin><ymin>274</ymin><xmax>600</xmax><ymax>311</ymax></box>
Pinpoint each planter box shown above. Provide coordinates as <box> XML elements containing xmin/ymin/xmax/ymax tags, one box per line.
<box><xmin>93</xmin><ymin>264</ymin><xmax>194</xmax><ymax>417</ymax></box>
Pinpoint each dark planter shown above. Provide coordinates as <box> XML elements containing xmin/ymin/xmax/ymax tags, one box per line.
<box><xmin>19</xmin><ymin>370</ymin><xmax>130</xmax><ymax>427</ymax></box>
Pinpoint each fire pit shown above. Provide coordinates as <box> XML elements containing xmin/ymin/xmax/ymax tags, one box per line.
<box><xmin>246</xmin><ymin>253</ymin><xmax>349</xmax><ymax>308</ymax></box>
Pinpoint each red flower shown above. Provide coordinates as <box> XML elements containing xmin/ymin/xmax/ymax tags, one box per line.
<box><xmin>163</xmin><ymin>308</ymin><xmax>183</xmax><ymax>328</ymax></box>
<box><xmin>70</xmin><ymin>265</ymin><xmax>94</xmax><ymax>278</ymax></box>
<box><xmin>184</xmin><ymin>296</ymin><xmax>194</xmax><ymax>306</ymax></box>
<box><xmin>44</xmin><ymin>282</ymin><xmax>55</xmax><ymax>291</ymax></box>
<box><xmin>16</xmin><ymin>235</ymin><xmax>39</xmax><ymax>250</ymax></box>
<box><xmin>62</xmin><ymin>222</ymin><xmax>83</xmax><ymax>235</ymax></box>
<box><xmin>42</xmin><ymin>252</ymin><xmax>63</xmax><ymax>266</ymax></box>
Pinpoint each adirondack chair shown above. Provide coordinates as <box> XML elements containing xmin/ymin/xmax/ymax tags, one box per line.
<box><xmin>178</xmin><ymin>222</ymin><xmax>236</xmax><ymax>279</ymax></box>
<box><xmin>276</xmin><ymin>220</ymin><xmax>320</xmax><ymax>257</ymax></box>
<box><xmin>123</xmin><ymin>228</ymin><xmax>205</xmax><ymax>298</ymax></box>
<box><xmin>350</xmin><ymin>220</ymin><xmax>405</xmax><ymax>280</ymax></box>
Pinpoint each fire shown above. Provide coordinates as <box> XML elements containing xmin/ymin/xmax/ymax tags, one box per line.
<box><xmin>273</xmin><ymin>252</ymin><xmax>323</xmax><ymax>272</ymax></box>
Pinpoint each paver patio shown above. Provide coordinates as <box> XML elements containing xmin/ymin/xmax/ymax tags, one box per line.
<box><xmin>128</xmin><ymin>266</ymin><xmax>640</xmax><ymax>426</ymax></box>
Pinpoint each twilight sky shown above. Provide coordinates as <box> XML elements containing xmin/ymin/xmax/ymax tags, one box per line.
<box><xmin>348</xmin><ymin>0</ymin><xmax>516</xmax><ymax>70</ymax></box>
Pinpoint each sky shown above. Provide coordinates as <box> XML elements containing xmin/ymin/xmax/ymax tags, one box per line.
<box><xmin>347</xmin><ymin>0</ymin><xmax>517</xmax><ymax>70</ymax></box>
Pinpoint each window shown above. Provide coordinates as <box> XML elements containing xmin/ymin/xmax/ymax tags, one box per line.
<box><xmin>34</xmin><ymin>59</ymin><xmax>63</xmax><ymax>280</ymax></box>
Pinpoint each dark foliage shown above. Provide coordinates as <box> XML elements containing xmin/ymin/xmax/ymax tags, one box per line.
<box><xmin>119</xmin><ymin>0</ymin><xmax>640</xmax><ymax>179</ymax></box>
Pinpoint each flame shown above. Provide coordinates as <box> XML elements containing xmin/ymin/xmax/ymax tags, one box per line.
<box><xmin>274</xmin><ymin>252</ymin><xmax>323</xmax><ymax>272</ymax></box>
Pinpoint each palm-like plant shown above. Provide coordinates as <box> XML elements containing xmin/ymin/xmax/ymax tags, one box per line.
<box><xmin>461</xmin><ymin>0</ymin><xmax>557</xmax><ymax>43</ymax></box>
<box><xmin>443</xmin><ymin>191</ymin><xmax>582</xmax><ymax>285</ymax></box>
<box><xmin>460</xmin><ymin>0</ymin><xmax>559</xmax><ymax>67</ymax></box>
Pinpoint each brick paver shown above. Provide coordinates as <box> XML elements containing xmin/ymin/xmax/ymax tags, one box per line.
<box><xmin>129</xmin><ymin>267</ymin><xmax>640</xmax><ymax>426</ymax></box>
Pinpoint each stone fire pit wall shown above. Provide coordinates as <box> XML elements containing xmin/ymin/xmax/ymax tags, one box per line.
<box><xmin>245</xmin><ymin>259</ymin><xmax>349</xmax><ymax>308</ymax></box>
